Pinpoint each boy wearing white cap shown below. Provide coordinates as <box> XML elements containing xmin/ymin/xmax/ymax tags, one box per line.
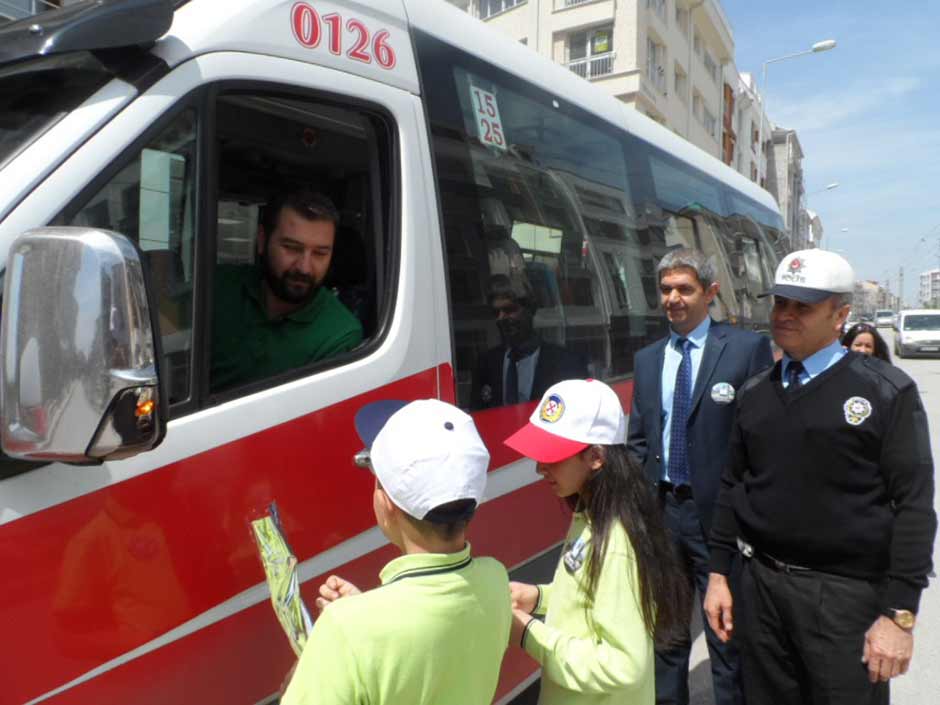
<box><xmin>505</xmin><ymin>379</ymin><xmax>689</xmax><ymax>705</ymax></box>
<box><xmin>705</xmin><ymin>249</ymin><xmax>937</xmax><ymax>705</ymax></box>
<box><xmin>281</xmin><ymin>399</ymin><xmax>511</xmax><ymax>705</ymax></box>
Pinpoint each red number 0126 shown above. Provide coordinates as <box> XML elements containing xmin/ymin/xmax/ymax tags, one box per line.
<box><xmin>291</xmin><ymin>2</ymin><xmax>397</xmax><ymax>69</ymax></box>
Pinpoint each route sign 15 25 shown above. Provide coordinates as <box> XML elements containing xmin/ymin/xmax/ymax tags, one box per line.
<box><xmin>470</xmin><ymin>86</ymin><xmax>507</xmax><ymax>151</ymax></box>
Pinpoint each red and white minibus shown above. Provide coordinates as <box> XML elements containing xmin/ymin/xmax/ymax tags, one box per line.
<box><xmin>0</xmin><ymin>1</ymin><xmax>783</xmax><ymax>703</ymax></box>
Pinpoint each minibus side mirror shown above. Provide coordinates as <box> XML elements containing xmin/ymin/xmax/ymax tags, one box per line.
<box><xmin>1</xmin><ymin>227</ymin><xmax>166</xmax><ymax>464</ymax></box>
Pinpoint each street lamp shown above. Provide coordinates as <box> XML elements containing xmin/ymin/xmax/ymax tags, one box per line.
<box><xmin>830</xmin><ymin>226</ymin><xmax>849</xmax><ymax>251</ymax></box>
<box><xmin>757</xmin><ymin>39</ymin><xmax>837</xmax><ymax>183</ymax></box>
<box><xmin>808</xmin><ymin>182</ymin><xmax>840</xmax><ymax>196</ymax></box>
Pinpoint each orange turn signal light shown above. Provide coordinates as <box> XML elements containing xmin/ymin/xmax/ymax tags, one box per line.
<box><xmin>136</xmin><ymin>400</ymin><xmax>156</xmax><ymax>417</ymax></box>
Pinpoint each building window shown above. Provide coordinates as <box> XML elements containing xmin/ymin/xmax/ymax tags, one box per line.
<box><xmin>646</xmin><ymin>37</ymin><xmax>666</xmax><ymax>93</ymax></box>
<box><xmin>647</xmin><ymin>0</ymin><xmax>667</xmax><ymax>22</ymax></box>
<box><xmin>568</xmin><ymin>26</ymin><xmax>615</xmax><ymax>79</ymax></box>
<box><xmin>693</xmin><ymin>30</ymin><xmax>702</xmax><ymax>57</ymax></box>
<box><xmin>703</xmin><ymin>106</ymin><xmax>717</xmax><ymax>138</ymax></box>
<box><xmin>692</xmin><ymin>92</ymin><xmax>703</xmax><ymax>120</ymax></box>
<box><xmin>676</xmin><ymin>6</ymin><xmax>689</xmax><ymax>36</ymax></box>
<box><xmin>703</xmin><ymin>50</ymin><xmax>718</xmax><ymax>83</ymax></box>
<box><xmin>479</xmin><ymin>0</ymin><xmax>525</xmax><ymax>20</ymax></box>
<box><xmin>674</xmin><ymin>64</ymin><xmax>688</xmax><ymax>102</ymax></box>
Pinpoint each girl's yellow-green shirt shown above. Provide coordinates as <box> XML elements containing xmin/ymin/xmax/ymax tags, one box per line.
<box><xmin>523</xmin><ymin>513</ymin><xmax>654</xmax><ymax>704</ymax></box>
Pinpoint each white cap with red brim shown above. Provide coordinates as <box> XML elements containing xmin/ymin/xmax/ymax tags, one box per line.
<box><xmin>504</xmin><ymin>379</ymin><xmax>626</xmax><ymax>463</ymax></box>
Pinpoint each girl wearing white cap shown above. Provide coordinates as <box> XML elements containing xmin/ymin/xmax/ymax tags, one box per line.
<box><xmin>505</xmin><ymin>379</ymin><xmax>688</xmax><ymax>704</ymax></box>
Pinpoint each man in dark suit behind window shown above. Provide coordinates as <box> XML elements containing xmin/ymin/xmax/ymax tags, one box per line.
<box><xmin>627</xmin><ymin>248</ymin><xmax>773</xmax><ymax>705</ymax></box>
<box><xmin>471</xmin><ymin>274</ymin><xmax>587</xmax><ymax>410</ymax></box>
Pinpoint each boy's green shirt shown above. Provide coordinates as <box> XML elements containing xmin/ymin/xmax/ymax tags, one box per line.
<box><xmin>282</xmin><ymin>543</ymin><xmax>511</xmax><ymax>705</ymax></box>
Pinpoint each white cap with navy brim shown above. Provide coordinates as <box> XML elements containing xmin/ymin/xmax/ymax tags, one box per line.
<box><xmin>762</xmin><ymin>249</ymin><xmax>855</xmax><ymax>304</ymax></box>
<box><xmin>354</xmin><ymin>399</ymin><xmax>490</xmax><ymax>523</ymax></box>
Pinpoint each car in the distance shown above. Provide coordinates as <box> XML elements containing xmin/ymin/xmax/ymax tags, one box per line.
<box><xmin>895</xmin><ymin>310</ymin><xmax>940</xmax><ymax>358</ymax></box>
<box><xmin>875</xmin><ymin>309</ymin><xmax>896</xmax><ymax>328</ymax></box>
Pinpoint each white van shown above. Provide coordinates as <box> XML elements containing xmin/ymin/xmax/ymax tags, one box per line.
<box><xmin>875</xmin><ymin>309</ymin><xmax>895</xmax><ymax>328</ymax></box>
<box><xmin>0</xmin><ymin>1</ymin><xmax>785</xmax><ymax>703</ymax></box>
<box><xmin>895</xmin><ymin>310</ymin><xmax>940</xmax><ymax>358</ymax></box>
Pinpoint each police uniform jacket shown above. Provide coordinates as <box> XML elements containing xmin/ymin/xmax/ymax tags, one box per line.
<box><xmin>709</xmin><ymin>352</ymin><xmax>938</xmax><ymax>613</ymax></box>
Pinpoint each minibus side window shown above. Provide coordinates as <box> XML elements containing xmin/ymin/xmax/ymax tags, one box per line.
<box><xmin>417</xmin><ymin>37</ymin><xmax>640</xmax><ymax>408</ymax></box>
<box><xmin>54</xmin><ymin>109</ymin><xmax>198</xmax><ymax>408</ymax></box>
<box><xmin>206</xmin><ymin>90</ymin><xmax>392</xmax><ymax>398</ymax></box>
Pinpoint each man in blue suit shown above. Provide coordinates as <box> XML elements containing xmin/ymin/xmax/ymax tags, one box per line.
<box><xmin>627</xmin><ymin>248</ymin><xmax>773</xmax><ymax>705</ymax></box>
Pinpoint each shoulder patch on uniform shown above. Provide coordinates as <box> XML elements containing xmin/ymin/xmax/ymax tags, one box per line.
<box><xmin>844</xmin><ymin>396</ymin><xmax>873</xmax><ymax>426</ymax></box>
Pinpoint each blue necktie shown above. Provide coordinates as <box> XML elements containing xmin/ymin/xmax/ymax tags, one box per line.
<box><xmin>786</xmin><ymin>360</ymin><xmax>805</xmax><ymax>391</ymax></box>
<box><xmin>668</xmin><ymin>338</ymin><xmax>693</xmax><ymax>486</ymax></box>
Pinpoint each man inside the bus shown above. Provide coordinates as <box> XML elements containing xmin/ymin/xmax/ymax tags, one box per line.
<box><xmin>210</xmin><ymin>188</ymin><xmax>363</xmax><ymax>391</ymax></box>
<box><xmin>471</xmin><ymin>274</ymin><xmax>588</xmax><ymax>409</ymax></box>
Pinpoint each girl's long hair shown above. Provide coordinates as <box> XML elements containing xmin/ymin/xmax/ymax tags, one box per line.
<box><xmin>566</xmin><ymin>444</ymin><xmax>690</xmax><ymax>646</ymax></box>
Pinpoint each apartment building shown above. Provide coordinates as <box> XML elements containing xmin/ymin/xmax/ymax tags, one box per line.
<box><xmin>801</xmin><ymin>209</ymin><xmax>823</xmax><ymax>248</ymax></box>
<box><xmin>765</xmin><ymin>126</ymin><xmax>804</xmax><ymax>247</ymax></box>
<box><xmin>727</xmin><ymin>71</ymin><xmax>770</xmax><ymax>186</ymax></box>
<box><xmin>449</xmin><ymin>0</ymin><xmax>735</xmax><ymax>161</ymax></box>
<box><xmin>920</xmin><ymin>269</ymin><xmax>940</xmax><ymax>307</ymax></box>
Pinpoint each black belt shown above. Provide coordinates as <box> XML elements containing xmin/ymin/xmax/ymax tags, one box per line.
<box><xmin>659</xmin><ymin>481</ymin><xmax>693</xmax><ymax>502</ymax></box>
<box><xmin>737</xmin><ymin>538</ymin><xmax>811</xmax><ymax>574</ymax></box>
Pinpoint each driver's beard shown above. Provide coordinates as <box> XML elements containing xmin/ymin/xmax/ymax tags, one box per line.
<box><xmin>261</xmin><ymin>250</ymin><xmax>321</xmax><ymax>307</ymax></box>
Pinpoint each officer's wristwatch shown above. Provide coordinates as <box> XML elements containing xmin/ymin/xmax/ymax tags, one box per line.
<box><xmin>883</xmin><ymin>608</ymin><xmax>916</xmax><ymax>630</ymax></box>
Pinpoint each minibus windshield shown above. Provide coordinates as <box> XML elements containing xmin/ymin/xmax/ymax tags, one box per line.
<box><xmin>0</xmin><ymin>52</ymin><xmax>113</xmax><ymax>169</ymax></box>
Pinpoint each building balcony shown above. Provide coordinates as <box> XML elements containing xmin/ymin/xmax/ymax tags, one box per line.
<box><xmin>556</xmin><ymin>0</ymin><xmax>595</xmax><ymax>8</ymax></box>
<box><xmin>568</xmin><ymin>52</ymin><xmax>616</xmax><ymax>80</ymax></box>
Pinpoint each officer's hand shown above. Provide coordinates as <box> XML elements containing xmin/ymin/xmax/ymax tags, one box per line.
<box><xmin>703</xmin><ymin>573</ymin><xmax>734</xmax><ymax>643</ymax></box>
<box><xmin>315</xmin><ymin>574</ymin><xmax>361</xmax><ymax>613</ymax></box>
<box><xmin>509</xmin><ymin>581</ymin><xmax>539</xmax><ymax>614</ymax></box>
<box><xmin>862</xmin><ymin>616</ymin><xmax>913</xmax><ymax>683</ymax></box>
<box><xmin>510</xmin><ymin>608</ymin><xmax>534</xmax><ymax>648</ymax></box>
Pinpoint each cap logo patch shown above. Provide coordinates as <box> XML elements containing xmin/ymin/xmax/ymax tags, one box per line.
<box><xmin>781</xmin><ymin>257</ymin><xmax>807</xmax><ymax>285</ymax></box>
<box><xmin>844</xmin><ymin>396</ymin><xmax>872</xmax><ymax>426</ymax></box>
<box><xmin>540</xmin><ymin>394</ymin><xmax>565</xmax><ymax>423</ymax></box>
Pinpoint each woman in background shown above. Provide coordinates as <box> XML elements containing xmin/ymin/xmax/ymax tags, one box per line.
<box><xmin>842</xmin><ymin>322</ymin><xmax>891</xmax><ymax>363</ymax></box>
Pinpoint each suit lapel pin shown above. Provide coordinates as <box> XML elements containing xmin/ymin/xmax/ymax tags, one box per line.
<box><xmin>710</xmin><ymin>382</ymin><xmax>735</xmax><ymax>404</ymax></box>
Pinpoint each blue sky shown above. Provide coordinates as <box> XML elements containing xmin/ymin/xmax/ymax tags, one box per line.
<box><xmin>722</xmin><ymin>0</ymin><xmax>940</xmax><ymax>305</ymax></box>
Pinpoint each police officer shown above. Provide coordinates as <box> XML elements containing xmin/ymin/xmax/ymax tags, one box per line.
<box><xmin>704</xmin><ymin>249</ymin><xmax>937</xmax><ymax>705</ymax></box>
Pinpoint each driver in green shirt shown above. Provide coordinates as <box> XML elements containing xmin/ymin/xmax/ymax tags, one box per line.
<box><xmin>211</xmin><ymin>188</ymin><xmax>363</xmax><ymax>391</ymax></box>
